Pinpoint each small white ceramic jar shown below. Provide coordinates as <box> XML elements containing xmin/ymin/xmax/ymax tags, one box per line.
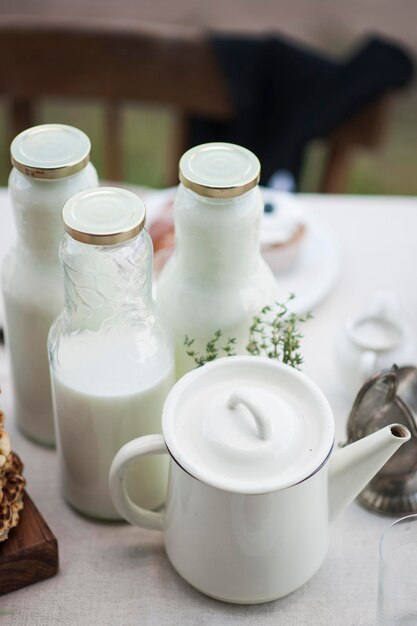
<box><xmin>336</xmin><ymin>291</ymin><xmax>416</xmax><ymax>393</ymax></box>
<box><xmin>2</xmin><ymin>125</ymin><xmax>98</xmax><ymax>446</ymax></box>
<box><xmin>49</xmin><ymin>188</ymin><xmax>174</xmax><ymax>520</ymax></box>
<box><xmin>156</xmin><ymin>143</ymin><xmax>276</xmax><ymax>378</ymax></box>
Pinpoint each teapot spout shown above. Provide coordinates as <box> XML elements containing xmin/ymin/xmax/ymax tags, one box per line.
<box><xmin>328</xmin><ymin>424</ymin><xmax>410</xmax><ymax>522</ymax></box>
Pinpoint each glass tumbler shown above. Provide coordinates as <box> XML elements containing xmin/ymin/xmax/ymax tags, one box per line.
<box><xmin>377</xmin><ymin>514</ymin><xmax>417</xmax><ymax>625</ymax></box>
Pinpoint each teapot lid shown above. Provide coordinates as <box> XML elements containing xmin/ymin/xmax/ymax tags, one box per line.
<box><xmin>162</xmin><ymin>356</ymin><xmax>334</xmax><ymax>494</ymax></box>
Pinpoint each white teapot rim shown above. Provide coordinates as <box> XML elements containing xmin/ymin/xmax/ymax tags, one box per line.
<box><xmin>161</xmin><ymin>356</ymin><xmax>335</xmax><ymax>495</ymax></box>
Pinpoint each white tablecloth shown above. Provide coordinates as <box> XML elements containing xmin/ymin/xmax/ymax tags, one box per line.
<box><xmin>0</xmin><ymin>190</ymin><xmax>416</xmax><ymax>625</ymax></box>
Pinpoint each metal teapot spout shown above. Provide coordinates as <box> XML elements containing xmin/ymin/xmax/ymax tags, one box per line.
<box><xmin>328</xmin><ymin>424</ymin><xmax>411</xmax><ymax>522</ymax></box>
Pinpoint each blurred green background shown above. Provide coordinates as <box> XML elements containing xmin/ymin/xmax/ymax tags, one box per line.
<box><xmin>303</xmin><ymin>91</ymin><xmax>417</xmax><ymax>194</ymax></box>
<box><xmin>1</xmin><ymin>0</ymin><xmax>416</xmax><ymax>194</ymax></box>
<box><xmin>1</xmin><ymin>10</ymin><xmax>416</xmax><ymax>196</ymax></box>
<box><xmin>1</xmin><ymin>90</ymin><xmax>415</xmax><ymax>194</ymax></box>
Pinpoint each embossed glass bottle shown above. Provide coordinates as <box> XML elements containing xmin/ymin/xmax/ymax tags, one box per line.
<box><xmin>2</xmin><ymin>124</ymin><xmax>98</xmax><ymax>446</ymax></box>
<box><xmin>156</xmin><ymin>142</ymin><xmax>276</xmax><ymax>379</ymax></box>
<box><xmin>48</xmin><ymin>187</ymin><xmax>174</xmax><ymax>520</ymax></box>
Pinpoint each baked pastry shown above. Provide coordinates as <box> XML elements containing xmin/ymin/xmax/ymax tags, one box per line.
<box><xmin>148</xmin><ymin>198</ymin><xmax>175</xmax><ymax>254</ymax></box>
<box><xmin>260</xmin><ymin>196</ymin><xmax>307</xmax><ymax>273</ymax></box>
<box><xmin>0</xmin><ymin>410</ymin><xmax>25</xmax><ymax>542</ymax></box>
<box><xmin>261</xmin><ymin>218</ymin><xmax>306</xmax><ymax>273</ymax></box>
<box><xmin>148</xmin><ymin>198</ymin><xmax>176</xmax><ymax>276</ymax></box>
<box><xmin>0</xmin><ymin>411</ymin><xmax>11</xmax><ymax>468</ymax></box>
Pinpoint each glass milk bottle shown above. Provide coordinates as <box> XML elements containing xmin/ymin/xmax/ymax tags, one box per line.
<box><xmin>2</xmin><ymin>124</ymin><xmax>98</xmax><ymax>446</ymax></box>
<box><xmin>48</xmin><ymin>187</ymin><xmax>174</xmax><ymax>520</ymax></box>
<box><xmin>156</xmin><ymin>142</ymin><xmax>276</xmax><ymax>378</ymax></box>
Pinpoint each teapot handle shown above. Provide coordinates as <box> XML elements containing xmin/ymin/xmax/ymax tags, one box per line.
<box><xmin>109</xmin><ymin>435</ymin><xmax>166</xmax><ymax>531</ymax></box>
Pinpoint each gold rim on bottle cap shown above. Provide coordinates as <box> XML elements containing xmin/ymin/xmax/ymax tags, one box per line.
<box><xmin>179</xmin><ymin>142</ymin><xmax>260</xmax><ymax>199</ymax></box>
<box><xmin>63</xmin><ymin>187</ymin><xmax>146</xmax><ymax>246</ymax></box>
<box><xmin>11</xmin><ymin>124</ymin><xmax>91</xmax><ymax>180</ymax></box>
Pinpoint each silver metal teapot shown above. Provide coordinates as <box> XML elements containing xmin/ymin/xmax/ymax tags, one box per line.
<box><xmin>346</xmin><ymin>365</ymin><xmax>417</xmax><ymax>515</ymax></box>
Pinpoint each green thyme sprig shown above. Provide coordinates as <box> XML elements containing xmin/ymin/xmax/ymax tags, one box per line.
<box><xmin>184</xmin><ymin>294</ymin><xmax>312</xmax><ymax>370</ymax></box>
<box><xmin>247</xmin><ymin>294</ymin><xmax>312</xmax><ymax>369</ymax></box>
<box><xmin>184</xmin><ymin>330</ymin><xmax>236</xmax><ymax>367</ymax></box>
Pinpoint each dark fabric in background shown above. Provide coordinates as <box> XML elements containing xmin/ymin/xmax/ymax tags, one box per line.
<box><xmin>189</xmin><ymin>36</ymin><xmax>414</xmax><ymax>187</ymax></box>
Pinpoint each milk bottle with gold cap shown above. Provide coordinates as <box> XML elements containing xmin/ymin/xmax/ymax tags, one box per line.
<box><xmin>48</xmin><ymin>187</ymin><xmax>174</xmax><ymax>520</ymax></box>
<box><xmin>2</xmin><ymin>124</ymin><xmax>98</xmax><ymax>446</ymax></box>
<box><xmin>156</xmin><ymin>142</ymin><xmax>276</xmax><ymax>378</ymax></box>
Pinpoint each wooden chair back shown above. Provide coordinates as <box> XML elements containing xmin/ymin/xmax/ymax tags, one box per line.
<box><xmin>0</xmin><ymin>17</ymin><xmax>390</xmax><ymax>192</ymax></box>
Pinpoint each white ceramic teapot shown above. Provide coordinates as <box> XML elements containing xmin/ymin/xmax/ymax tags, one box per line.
<box><xmin>109</xmin><ymin>356</ymin><xmax>410</xmax><ymax>604</ymax></box>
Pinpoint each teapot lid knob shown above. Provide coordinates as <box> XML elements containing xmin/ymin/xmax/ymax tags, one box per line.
<box><xmin>227</xmin><ymin>389</ymin><xmax>272</xmax><ymax>440</ymax></box>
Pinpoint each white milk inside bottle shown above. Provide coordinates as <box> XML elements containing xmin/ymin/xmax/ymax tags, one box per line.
<box><xmin>2</xmin><ymin>124</ymin><xmax>98</xmax><ymax>446</ymax></box>
<box><xmin>52</xmin><ymin>332</ymin><xmax>173</xmax><ymax>519</ymax></box>
<box><xmin>49</xmin><ymin>188</ymin><xmax>174</xmax><ymax>519</ymax></box>
<box><xmin>156</xmin><ymin>142</ymin><xmax>276</xmax><ymax>378</ymax></box>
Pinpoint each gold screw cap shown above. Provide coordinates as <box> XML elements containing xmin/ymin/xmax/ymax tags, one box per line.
<box><xmin>179</xmin><ymin>142</ymin><xmax>260</xmax><ymax>199</ymax></box>
<box><xmin>11</xmin><ymin>124</ymin><xmax>91</xmax><ymax>179</ymax></box>
<box><xmin>63</xmin><ymin>187</ymin><xmax>146</xmax><ymax>245</ymax></box>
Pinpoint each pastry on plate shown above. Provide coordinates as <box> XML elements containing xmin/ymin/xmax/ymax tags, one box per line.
<box><xmin>261</xmin><ymin>195</ymin><xmax>307</xmax><ymax>273</ymax></box>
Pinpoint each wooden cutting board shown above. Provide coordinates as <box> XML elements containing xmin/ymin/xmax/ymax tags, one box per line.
<box><xmin>0</xmin><ymin>491</ymin><xmax>59</xmax><ymax>595</ymax></box>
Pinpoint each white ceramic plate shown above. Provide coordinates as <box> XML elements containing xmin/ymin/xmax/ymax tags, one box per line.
<box><xmin>261</xmin><ymin>189</ymin><xmax>340</xmax><ymax>314</ymax></box>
